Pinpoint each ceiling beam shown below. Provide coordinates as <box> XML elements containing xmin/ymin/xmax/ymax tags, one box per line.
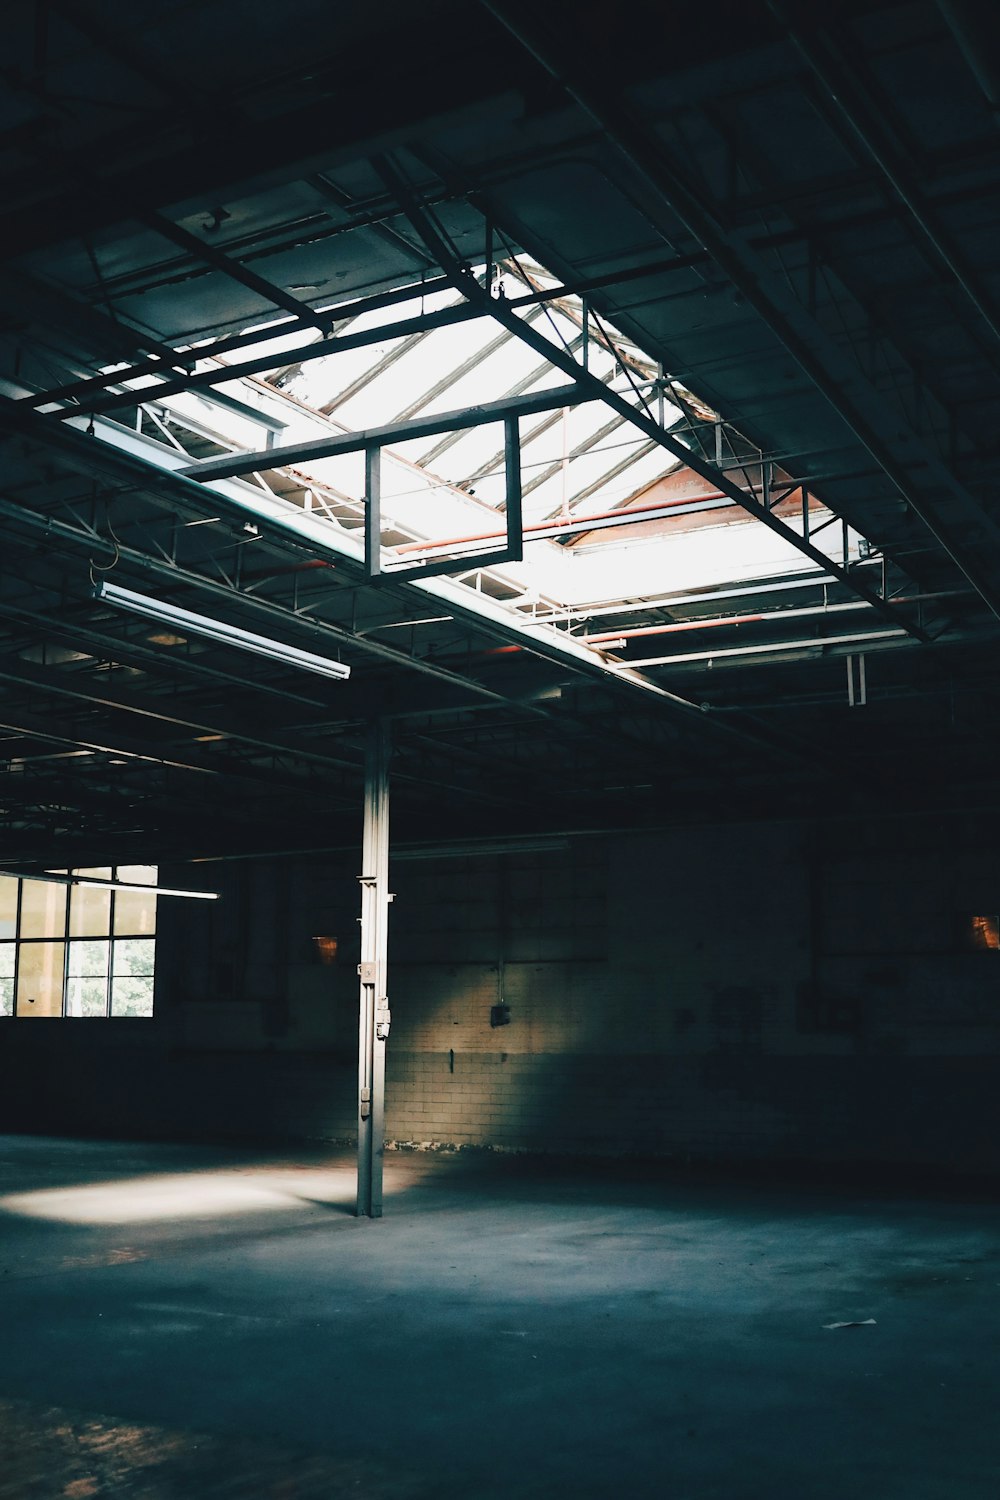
<box><xmin>372</xmin><ymin>154</ymin><xmax>932</xmax><ymax>645</ymax></box>
<box><xmin>175</xmin><ymin>382</ymin><xmax>591</xmax><ymax>481</ymax></box>
<box><xmin>772</xmin><ymin>1</ymin><xmax>1000</xmax><ymax>357</ymax></box>
<box><xmin>0</xmin><ymin>655</ymin><xmax>365</xmax><ymax>777</ymax></box>
<box><xmin>478</xmin><ymin>1</ymin><xmax>1000</xmax><ymax>626</ymax></box>
<box><xmin>54</xmin><ymin>301</ymin><xmax>490</xmax><ymax>420</ymax></box>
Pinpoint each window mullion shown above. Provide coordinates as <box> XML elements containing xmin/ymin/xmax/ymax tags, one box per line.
<box><xmin>108</xmin><ymin>884</ymin><xmax>116</xmax><ymax>1017</ymax></box>
<box><xmin>12</xmin><ymin>879</ymin><xmax>22</xmax><ymax>1018</ymax></box>
<box><xmin>61</xmin><ymin>882</ymin><xmax>71</xmax><ymax>1018</ymax></box>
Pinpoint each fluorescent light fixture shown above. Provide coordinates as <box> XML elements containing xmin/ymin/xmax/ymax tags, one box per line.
<box><xmin>72</xmin><ymin>876</ymin><xmax>220</xmax><ymax>900</ymax></box>
<box><xmin>94</xmin><ymin>580</ymin><xmax>350</xmax><ymax>682</ymax></box>
<box><xmin>0</xmin><ymin>869</ymin><xmax>219</xmax><ymax>900</ymax></box>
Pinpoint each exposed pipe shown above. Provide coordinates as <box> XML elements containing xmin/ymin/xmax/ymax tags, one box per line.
<box><xmin>585</xmin><ymin>600</ymin><xmax>874</xmax><ymax>644</ymax></box>
<box><xmin>535</xmin><ymin>573</ymin><xmax>842</xmax><ymax>623</ymax></box>
<box><xmin>392</xmin><ymin>488</ymin><xmax>750</xmax><ymax>556</ymax></box>
<box><xmin>623</xmin><ymin>627</ymin><xmax>910</xmax><ymax>668</ymax></box>
<box><xmin>0</xmin><ymin>398</ymin><xmax>722</xmax><ymax>724</ymax></box>
<box><xmin>375</xmin><ymin>153</ymin><xmax>931</xmax><ymax>643</ymax></box>
<box><xmin>584</xmin><ymin>592</ymin><xmax>967</xmax><ymax>645</ymax></box>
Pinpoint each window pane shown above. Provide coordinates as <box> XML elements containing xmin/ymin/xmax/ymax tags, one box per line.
<box><xmin>0</xmin><ymin>943</ymin><xmax>15</xmax><ymax>978</ymax></box>
<box><xmin>111</xmin><ymin>975</ymin><xmax>153</xmax><ymax>1018</ymax></box>
<box><xmin>0</xmin><ymin>977</ymin><xmax>12</xmax><ymax>1018</ymax></box>
<box><xmin>66</xmin><ymin>975</ymin><xmax>108</xmax><ymax>1018</ymax></box>
<box><xmin>20</xmin><ymin>881</ymin><xmax>66</xmax><ymax>940</ymax></box>
<box><xmin>68</xmin><ymin>938</ymin><xmax>110</xmax><ymax>978</ymax></box>
<box><xmin>0</xmin><ymin>877</ymin><xmax>18</xmax><ymax>940</ymax></box>
<box><xmin>69</xmin><ymin>884</ymin><xmax>112</xmax><ymax>938</ymax></box>
<box><xmin>117</xmin><ymin>865</ymin><xmax>156</xmax><ymax>885</ymax></box>
<box><xmin>113</xmin><ymin>938</ymin><xmax>155</xmax><ymax>977</ymax></box>
<box><xmin>114</xmin><ymin>888</ymin><xmax>156</xmax><ymax>936</ymax></box>
<box><xmin>16</xmin><ymin>942</ymin><xmax>65</xmax><ymax>1016</ymax></box>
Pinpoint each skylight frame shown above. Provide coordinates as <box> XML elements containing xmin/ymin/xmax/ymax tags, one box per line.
<box><xmin>52</xmin><ymin>242</ymin><xmax>929</xmax><ymax>679</ymax></box>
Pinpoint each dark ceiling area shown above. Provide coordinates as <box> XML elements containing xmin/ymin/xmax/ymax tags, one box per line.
<box><xmin>2</xmin><ymin>0</ymin><xmax>1000</xmax><ymax>868</ymax></box>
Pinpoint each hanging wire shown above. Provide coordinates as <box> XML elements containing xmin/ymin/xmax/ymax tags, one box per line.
<box><xmin>88</xmin><ymin>487</ymin><xmax>124</xmax><ymax>579</ymax></box>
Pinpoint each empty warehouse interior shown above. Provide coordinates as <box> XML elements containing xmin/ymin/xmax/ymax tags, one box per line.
<box><xmin>1</xmin><ymin>2</ymin><xmax>999</xmax><ymax>1494</ymax></box>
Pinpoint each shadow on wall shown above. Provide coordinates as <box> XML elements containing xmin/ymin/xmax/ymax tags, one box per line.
<box><xmin>382</xmin><ymin>961</ymin><xmax>798</xmax><ymax>1160</ymax></box>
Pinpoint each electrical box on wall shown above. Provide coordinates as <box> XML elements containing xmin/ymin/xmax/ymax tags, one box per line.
<box><xmin>490</xmin><ymin>1002</ymin><xmax>511</xmax><ymax>1028</ymax></box>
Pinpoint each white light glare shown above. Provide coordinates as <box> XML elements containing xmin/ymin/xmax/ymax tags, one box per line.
<box><xmin>0</xmin><ymin>870</ymin><xmax>220</xmax><ymax>901</ymax></box>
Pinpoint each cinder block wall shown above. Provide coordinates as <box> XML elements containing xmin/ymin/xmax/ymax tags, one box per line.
<box><xmin>382</xmin><ymin>822</ymin><xmax>1000</xmax><ymax>1169</ymax></box>
<box><xmin>1</xmin><ymin>816</ymin><xmax>998</xmax><ymax>1172</ymax></box>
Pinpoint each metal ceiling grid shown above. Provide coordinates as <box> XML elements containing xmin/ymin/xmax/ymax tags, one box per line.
<box><xmin>1</xmin><ymin>0</ymin><xmax>999</xmax><ymax>866</ymax></box>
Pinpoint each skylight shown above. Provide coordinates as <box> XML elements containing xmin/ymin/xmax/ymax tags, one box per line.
<box><xmin>72</xmin><ymin>251</ymin><xmax>881</xmax><ymax>689</ymax></box>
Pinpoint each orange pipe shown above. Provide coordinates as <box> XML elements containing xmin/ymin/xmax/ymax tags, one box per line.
<box><xmin>392</xmin><ymin>489</ymin><xmax>743</xmax><ymax>555</ymax></box>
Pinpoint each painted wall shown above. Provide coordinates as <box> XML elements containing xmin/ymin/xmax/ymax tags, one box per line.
<box><xmin>0</xmin><ymin>816</ymin><xmax>998</xmax><ymax>1173</ymax></box>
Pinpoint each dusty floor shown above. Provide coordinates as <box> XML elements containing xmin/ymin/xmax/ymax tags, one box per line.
<box><xmin>0</xmin><ymin>1137</ymin><xmax>997</xmax><ymax>1498</ymax></box>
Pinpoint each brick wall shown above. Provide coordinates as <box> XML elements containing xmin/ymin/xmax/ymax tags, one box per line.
<box><xmin>1</xmin><ymin>815</ymin><xmax>998</xmax><ymax>1172</ymax></box>
<box><xmin>378</xmin><ymin>823</ymin><xmax>1000</xmax><ymax>1169</ymax></box>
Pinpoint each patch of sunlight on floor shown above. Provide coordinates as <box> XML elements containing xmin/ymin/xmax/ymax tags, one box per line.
<box><xmin>0</xmin><ymin>1166</ymin><xmax>358</xmax><ymax>1224</ymax></box>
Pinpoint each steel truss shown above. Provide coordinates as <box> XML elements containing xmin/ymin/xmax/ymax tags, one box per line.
<box><xmin>72</xmin><ymin>190</ymin><xmax>936</xmax><ymax>646</ymax></box>
<box><xmin>14</xmin><ymin>129</ymin><xmax>978</xmax><ymax>661</ymax></box>
<box><xmin>477</xmin><ymin>0</ymin><xmax>1000</xmax><ymax>626</ymax></box>
<box><xmin>361</xmin><ymin>153</ymin><xmax>929</xmax><ymax>644</ymax></box>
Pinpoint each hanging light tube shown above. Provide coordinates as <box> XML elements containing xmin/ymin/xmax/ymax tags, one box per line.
<box><xmin>0</xmin><ymin>869</ymin><xmax>220</xmax><ymax>900</ymax></box>
<box><xmin>94</xmin><ymin>580</ymin><xmax>351</xmax><ymax>681</ymax></box>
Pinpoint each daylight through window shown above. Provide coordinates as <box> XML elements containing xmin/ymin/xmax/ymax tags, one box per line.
<box><xmin>0</xmin><ymin>868</ymin><xmax>157</xmax><ymax>1019</ymax></box>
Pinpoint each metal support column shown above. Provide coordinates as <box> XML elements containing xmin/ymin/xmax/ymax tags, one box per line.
<box><xmin>356</xmin><ymin>719</ymin><xmax>391</xmax><ymax>1218</ymax></box>
<box><xmin>365</xmin><ymin>445</ymin><xmax>381</xmax><ymax>581</ymax></box>
<box><xmin>504</xmin><ymin>416</ymin><xmax>524</xmax><ymax>561</ymax></box>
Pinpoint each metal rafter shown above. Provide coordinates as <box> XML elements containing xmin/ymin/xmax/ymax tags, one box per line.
<box><xmin>13</xmin><ymin>127</ymin><xmax>338</xmax><ymax>353</ymax></box>
<box><xmin>23</xmin><ymin>257</ymin><xmax>707</xmax><ymax>416</ymax></box>
<box><xmin>176</xmin><ymin>383</ymin><xmax>591</xmax><ymax>481</ymax></box>
<box><xmin>772</xmin><ymin>1</ymin><xmax>1000</xmax><ymax>358</ymax></box>
<box><xmin>478</xmin><ymin>0</ymin><xmax>1000</xmax><ymax>624</ymax></box>
<box><xmin>386</xmin><ymin>312</ymin><xmax>541</xmax><ymax>425</ymax></box>
<box><xmin>0</xmin><ymin>486</ymin><xmax>517</xmax><ymax>712</ymax></box>
<box><xmin>696</xmin><ymin>102</ymin><xmax>966</xmax><ymax>478</ymax></box>
<box><xmin>0</xmin><ymin>654</ymin><xmax>365</xmax><ymax>779</ymax></box>
<box><xmin>51</xmin><ymin>302</ymin><xmax>491</xmax><ymax>420</ymax></box>
<box><xmin>23</xmin><ymin>275</ymin><xmax>454</xmax><ymax>409</ymax></box>
<box><xmin>140</xmin><ymin>209</ymin><xmax>333</xmax><ymax>334</ymax></box>
<box><xmin>0</xmin><ymin>402</ymin><xmax>852</xmax><ymax>775</ymax></box>
<box><xmin>557</xmin><ymin>439</ymin><xmax>659</xmax><ymax>516</ymax></box>
<box><xmin>420</xmin><ymin>332</ymin><xmax>587</xmax><ymax>476</ymax></box>
<box><xmin>371</xmin><ymin>154</ymin><xmax>931</xmax><ymax>645</ymax></box>
<box><xmin>525</xmin><ymin>412</ymin><xmax>627</xmax><ymax>503</ymax></box>
<box><xmin>0</xmin><ymin>592</ymin><xmax>329</xmax><ymax>713</ymax></box>
<box><xmin>0</xmin><ymin>399</ymin><xmax>699</xmax><ymax>721</ymax></box>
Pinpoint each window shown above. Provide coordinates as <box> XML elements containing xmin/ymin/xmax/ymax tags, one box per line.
<box><xmin>0</xmin><ymin>867</ymin><xmax>157</xmax><ymax>1018</ymax></box>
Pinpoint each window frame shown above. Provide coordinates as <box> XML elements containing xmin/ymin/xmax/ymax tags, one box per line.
<box><xmin>0</xmin><ymin>869</ymin><xmax>157</xmax><ymax>1020</ymax></box>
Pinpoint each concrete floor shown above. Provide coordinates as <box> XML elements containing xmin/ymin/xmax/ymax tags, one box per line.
<box><xmin>0</xmin><ymin>1138</ymin><xmax>997</xmax><ymax>1499</ymax></box>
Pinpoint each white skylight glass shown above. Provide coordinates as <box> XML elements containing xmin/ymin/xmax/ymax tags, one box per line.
<box><xmin>85</xmin><ymin>255</ymin><xmax>865</xmax><ymax>675</ymax></box>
